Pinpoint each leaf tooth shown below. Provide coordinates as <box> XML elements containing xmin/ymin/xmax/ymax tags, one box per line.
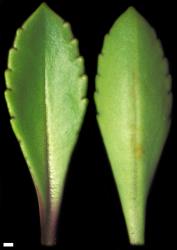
<box><xmin>78</xmin><ymin>74</ymin><xmax>88</xmax><ymax>100</ymax></box>
<box><xmin>5</xmin><ymin>69</ymin><xmax>13</xmax><ymax>88</ymax></box>
<box><xmin>70</xmin><ymin>38</ymin><xmax>79</xmax><ymax>58</ymax></box>
<box><xmin>80</xmin><ymin>98</ymin><xmax>88</xmax><ymax>112</ymax></box>
<box><xmin>4</xmin><ymin>90</ymin><xmax>16</xmax><ymax>119</ymax></box>
<box><xmin>13</xmin><ymin>28</ymin><xmax>24</xmax><ymax>48</ymax></box>
<box><xmin>62</xmin><ymin>21</ymin><xmax>73</xmax><ymax>41</ymax></box>
<box><xmin>101</xmin><ymin>33</ymin><xmax>110</xmax><ymax>53</ymax></box>
<box><xmin>63</xmin><ymin>21</ymin><xmax>71</xmax><ymax>29</ymax></box>
<box><xmin>7</xmin><ymin>48</ymin><xmax>18</xmax><ymax>71</ymax></box>
<box><xmin>15</xmin><ymin>29</ymin><xmax>22</xmax><ymax>40</ymax></box>
<box><xmin>70</xmin><ymin>38</ymin><xmax>79</xmax><ymax>48</ymax></box>
<box><xmin>75</xmin><ymin>56</ymin><xmax>85</xmax><ymax>76</ymax></box>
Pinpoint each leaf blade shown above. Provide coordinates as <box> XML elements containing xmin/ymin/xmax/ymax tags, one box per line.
<box><xmin>5</xmin><ymin>3</ymin><xmax>88</xmax><ymax>245</ymax></box>
<box><xmin>95</xmin><ymin>6</ymin><xmax>172</xmax><ymax>245</ymax></box>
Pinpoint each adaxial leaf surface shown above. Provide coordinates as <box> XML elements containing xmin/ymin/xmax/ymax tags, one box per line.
<box><xmin>95</xmin><ymin>6</ymin><xmax>172</xmax><ymax>245</ymax></box>
<box><xmin>5</xmin><ymin>3</ymin><xmax>88</xmax><ymax>245</ymax></box>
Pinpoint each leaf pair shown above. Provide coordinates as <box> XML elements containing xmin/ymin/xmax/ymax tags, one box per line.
<box><xmin>5</xmin><ymin>3</ymin><xmax>172</xmax><ymax>246</ymax></box>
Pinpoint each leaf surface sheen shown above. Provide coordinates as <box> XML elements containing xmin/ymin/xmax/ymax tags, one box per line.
<box><xmin>95</xmin><ymin>6</ymin><xmax>172</xmax><ymax>244</ymax></box>
<box><xmin>5</xmin><ymin>3</ymin><xmax>88</xmax><ymax>245</ymax></box>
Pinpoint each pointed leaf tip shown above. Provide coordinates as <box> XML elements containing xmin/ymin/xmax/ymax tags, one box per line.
<box><xmin>114</xmin><ymin>6</ymin><xmax>146</xmax><ymax>29</ymax></box>
<box><xmin>37</xmin><ymin>2</ymin><xmax>50</xmax><ymax>12</ymax></box>
<box><xmin>29</xmin><ymin>2</ymin><xmax>62</xmax><ymax>24</ymax></box>
<box><xmin>125</xmin><ymin>6</ymin><xmax>139</xmax><ymax>15</ymax></box>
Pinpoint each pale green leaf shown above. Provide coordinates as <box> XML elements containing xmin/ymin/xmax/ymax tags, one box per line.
<box><xmin>95</xmin><ymin>6</ymin><xmax>172</xmax><ymax>245</ymax></box>
<box><xmin>5</xmin><ymin>3</ymin><xmax>88</xmax><ymax>245</ymax></box>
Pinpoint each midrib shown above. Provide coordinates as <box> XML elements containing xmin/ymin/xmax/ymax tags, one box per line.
<box><xmin>43</xmin><ymin>21</ymin><xmax>52</xmax><ymax>219</ymax></box>
<box><xmin>130</xmin><ymin>16</ymin><xmax>142</xmax><ymax>220</ymax></box>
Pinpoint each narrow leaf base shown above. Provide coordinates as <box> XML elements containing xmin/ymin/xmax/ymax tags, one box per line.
<box><xmin>125</xmin><ymin>205</ymin><xmax>145</xmax><ymax>245</ymax></box>
<box><xmin>40</xmin><ymin>207</ymin><xmax>59</xmax><ymax>246</ymax></box>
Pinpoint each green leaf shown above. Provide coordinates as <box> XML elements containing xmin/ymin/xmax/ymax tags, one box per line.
<box><xmin>95</xmin><ymin>6</ymin><xmax>172</xmax><ymax>245</ymax></box>
<box><xmin>5</xmin><ymin>3</ymin><xmax>88</xmax><ymax>246</ymax></box>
